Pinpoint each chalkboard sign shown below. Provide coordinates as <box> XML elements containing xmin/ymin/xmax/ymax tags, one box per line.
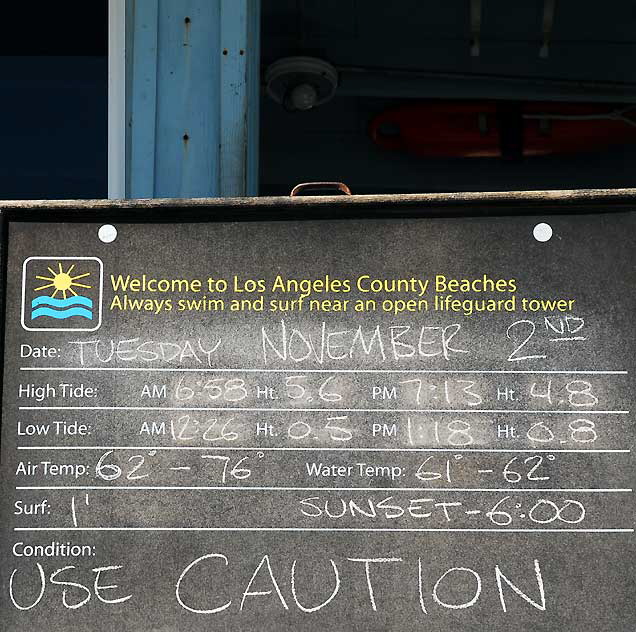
<box><xmin>1</xmin><ymin>191</ymin><xmax>634</xmax><ymax>631</ymax></box>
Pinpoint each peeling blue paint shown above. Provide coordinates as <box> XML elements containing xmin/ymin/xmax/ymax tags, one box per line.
<box><xmin>126</xmin><ymin>0</ymin><xmax>260</xmax><ymax>198</ymax></box>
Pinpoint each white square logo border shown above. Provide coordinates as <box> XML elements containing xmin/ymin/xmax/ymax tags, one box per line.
<box><xmin>20</xmin><ymin>256</ymin><xmax>104</xmax><ymax>332</ymax></box>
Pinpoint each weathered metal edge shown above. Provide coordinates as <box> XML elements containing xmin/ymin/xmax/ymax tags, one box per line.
<box><xmin>1</xmin><ymin>188</ymin><xmax>636</xmax><ymax>212</ymax></box>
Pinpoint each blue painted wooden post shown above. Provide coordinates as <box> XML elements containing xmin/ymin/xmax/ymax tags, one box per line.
<box><xmin>125</xmin><ymin>0</ymin><xmax>260</xmax><ymax>198</ymax></box>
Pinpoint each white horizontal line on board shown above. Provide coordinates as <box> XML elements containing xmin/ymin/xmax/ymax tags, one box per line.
<box><xmin>13</xmin><ymin>527</ymin><xmax>635</xmax><ymax>533</ymax></box>
<box><xmin>17</xmin><ymin>406</ymin><xmax>630</xmax><ymax>413</ymax></box>
<box><xmin>19</xmin><ymin>367</ymin><xmax>629</xmax><ymax>374</ymax></box>
<box><xmin>15</xmin><ymin>486</ymin><xmax>632</xmax><ymax>492</ymax></box>
<box><xmin>16</xmin><ymin>446</ymin><xmax>630</xmax><ymax>453</ymax></box>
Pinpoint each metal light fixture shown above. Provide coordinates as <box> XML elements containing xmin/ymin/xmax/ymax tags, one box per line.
<box><xmin>265</xmin><ymin>56</ymin><xmax>338</xmax><ymax>111</ymax></box>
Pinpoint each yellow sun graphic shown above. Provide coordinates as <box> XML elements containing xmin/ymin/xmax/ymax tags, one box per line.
<box><xmin>34</xmin><ymin>262</ymin><xmax>92</xmax><ymax>299</ymax></box>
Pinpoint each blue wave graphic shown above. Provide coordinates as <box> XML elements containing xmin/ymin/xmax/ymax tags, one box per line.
<box><xmin>31</xmin><ymin>307</ymin><xmax>93</xmax><ymax>320</ymax></box>
<box><xmin>31</xmin><ymin>295</ymin><xmax>93</xmax><ymax>308</ymax></box>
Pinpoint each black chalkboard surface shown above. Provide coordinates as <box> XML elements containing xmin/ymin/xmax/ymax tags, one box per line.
<box><xmin>0</xmin><ymin>191</ymin><xmax>634</xmax><ymax>631</ymax></box>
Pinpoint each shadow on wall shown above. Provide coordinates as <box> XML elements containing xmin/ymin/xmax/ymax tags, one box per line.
<box><xmin>260</xmin><ymin>96</ymin><xmax>636</xmax><ymax>195</ymax></box>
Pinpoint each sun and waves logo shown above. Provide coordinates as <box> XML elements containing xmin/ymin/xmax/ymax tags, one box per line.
<box><xmin>21</xmin><ymin>257</ymin><xmax>103</xmax><ymax>331</ymax></box>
